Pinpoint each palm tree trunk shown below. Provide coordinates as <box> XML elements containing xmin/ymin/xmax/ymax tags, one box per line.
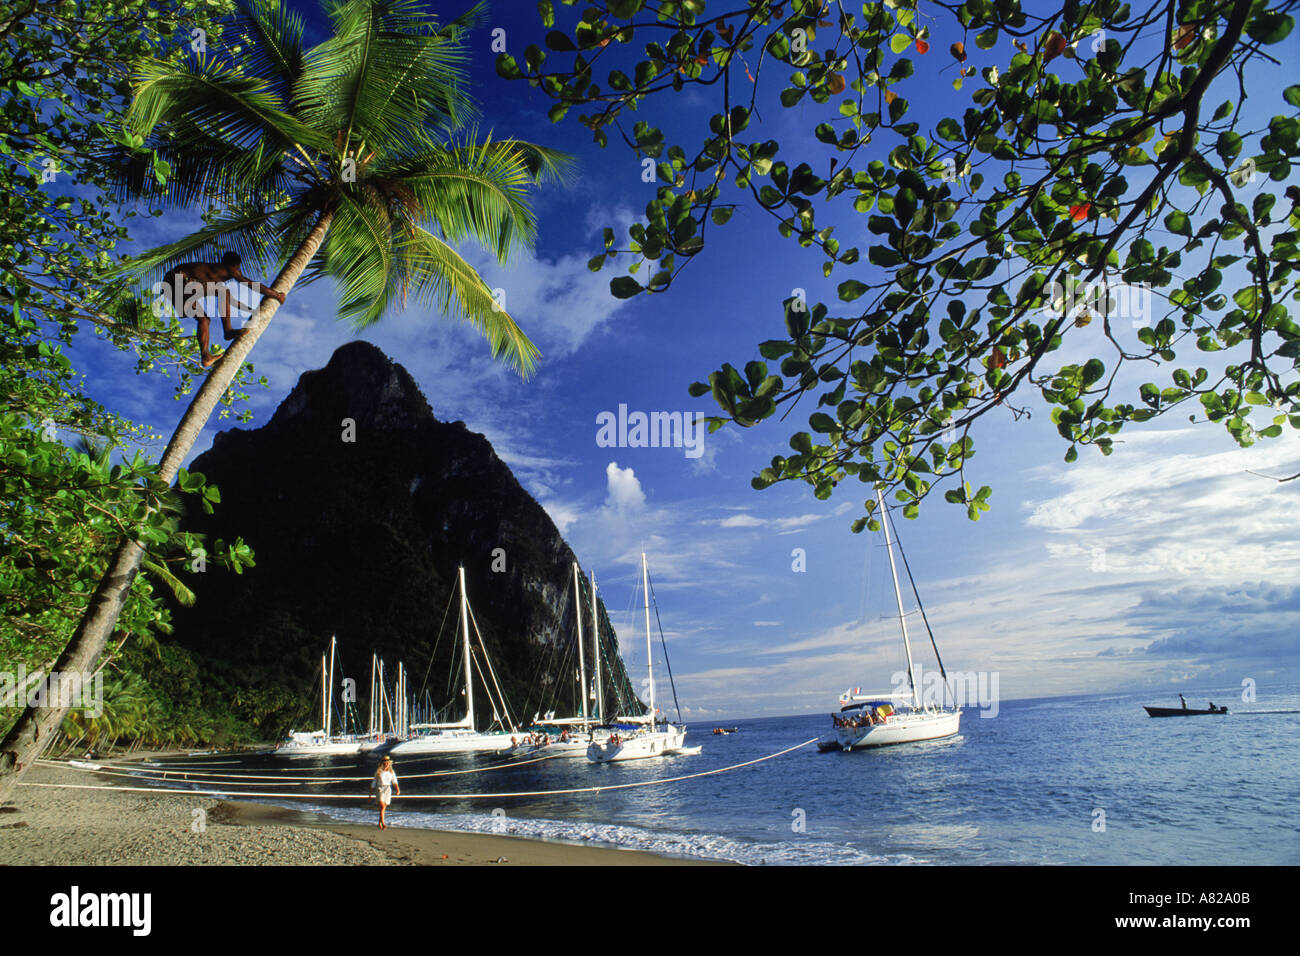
<box><xmin>0</xmin><ymin>209</ymin><xmax>334</xmax><ymax>803</ymax></box>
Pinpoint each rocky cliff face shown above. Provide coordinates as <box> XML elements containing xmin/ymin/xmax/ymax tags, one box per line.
<box><xmin>170</xmin><ymin>341</ymin><xmax>635</xmax><ymax>735</ymax></box>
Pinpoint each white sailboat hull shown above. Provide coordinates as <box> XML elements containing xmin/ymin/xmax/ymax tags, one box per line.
<box><xmin>389</xmin><ymin>730</ymin><xmax>515</xmax><ymax>756</ymax></box>
<box><xmin>509</xmin><ymin>740</ymin><xmax>588</xmax><ymax>759</ymax></box>
<box><xmin>587</xmin><ymin>726</ymin><xmax>690</xmax><ymax>762</ymax></box>
<box><xmin>825</xmin><ymin>709</ymin><xmax>961</xmax><ymax>751</ymax></box>
<box><xmin>508</xmin><ymin>732</ymin><xmax>610</xmax><ymax>758</ymax></box>
<box><xmin>275</xmin><ymin>739</ymin><xmax>362</xmax><ymax>757</ymax></box>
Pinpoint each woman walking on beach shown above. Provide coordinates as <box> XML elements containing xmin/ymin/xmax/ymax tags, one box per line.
<box><xmin>372</xmin><ymin>756</ymin><xmax>400</xmax><ymax>829</ymax></box>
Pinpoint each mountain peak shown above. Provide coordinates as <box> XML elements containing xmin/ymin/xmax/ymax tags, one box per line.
<box><xmin>269</xmin><ymin>340</ymin><xmax>434</xmax><ymax>433</ymax></box>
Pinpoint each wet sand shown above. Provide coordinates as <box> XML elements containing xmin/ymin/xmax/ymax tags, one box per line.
<box><xmin>0</xmin><ymin>762</ymin><xmax>723</xmax><ymax>866</ymax></box>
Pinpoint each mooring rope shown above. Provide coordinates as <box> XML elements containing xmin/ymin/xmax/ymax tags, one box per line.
<box><xmin>22</xmin><ymin>738</ymin><xmax>819</xmax><ymax>800</ymax></box>
<box><xmin>37</xmin><ymin>750</ymin><xmax>565</xmax><ymax>783</ymax></box>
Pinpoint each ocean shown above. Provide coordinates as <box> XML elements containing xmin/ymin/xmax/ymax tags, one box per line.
<box><xmin>139</xmin><ymin>685</ymin><xmax>1300</xmax><ymax>865</ymax></box>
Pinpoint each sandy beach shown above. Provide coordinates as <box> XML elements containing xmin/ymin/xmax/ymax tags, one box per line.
<box><xmin>0</xmin><ymin>762</ymin><xmax>720</xmax><ymax>866</ymax></box>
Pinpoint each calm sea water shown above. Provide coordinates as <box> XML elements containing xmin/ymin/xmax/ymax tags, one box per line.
<box><xmin>140</xmin><ymin>685</ymin><xmax>1300</xmax><ymax>865</ymax></box>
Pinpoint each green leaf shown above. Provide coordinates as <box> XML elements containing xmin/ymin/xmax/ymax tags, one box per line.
<box><xmin>936</xmin><ymin>118</ymin><xmax>962</xmax><ymax>141</ymax></box>
<box><xmin>838</xmin><ymin>279</ymin><xmax>868</xmax><ymax>301</ymax></box>
<box><xmin>1247</xmin><ymin>11</ymin><xmax>1293</xmax><ymax>44</ymax></box>
<box><xmin>610</xmin><ymin>277</ymin><xmax>643</xmax><ymax>298</ymax></box>
<box><xmin>1164</xmin><ymin>210</ymin><xmax>1192</xmax><ymax>237</ymax></box>
<box><xmin>809</xmin><ymin>412</ymin><xmax>836</xmax><ymax>433</ymax></box>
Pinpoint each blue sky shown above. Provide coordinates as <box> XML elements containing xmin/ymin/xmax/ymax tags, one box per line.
<box><xmin>63</xmin><ymin>1</ymin><xmax>1300</xmax><ymax>719</ymax></box>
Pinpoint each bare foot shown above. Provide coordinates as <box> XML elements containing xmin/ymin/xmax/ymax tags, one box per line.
<box><xmin>223</xmin><ymin>327</ymin><xmax>247</xmax><ymax>342</ymax></box>
<box><xmin>202</xmin><ymin>352</ymin><xmax>220</xmax><ymax>369</ymax></box>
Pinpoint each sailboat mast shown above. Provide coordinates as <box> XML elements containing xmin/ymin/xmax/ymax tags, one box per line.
<box><xmin>591</xmin><ymin>571</ymin><xmax>603</xmax><ymax>724</ymax></box>
<box><xmin>320</xmin><ymin>652</ymin><xmax>327</xmax><ymax>732</ymax></box>
<box><xmin>326</xmin><ymin>636</ymin><xmax>336</xmax><ymax>738</ymax></box>
<box><xmin>877</xmin><ymin>489</ymin><xmax>920</xmax><ymax>708</ymax></box>
<box><xmin>573</xmin><ymin>562</ymin><xmax>588</xmax><ymax>723</ymax></box>
<box><xmin>458</xmin><ymin>566</ymin><xmax>475</xmax><ymax>730</ymax></box>
<box><xmin>642</xmin><ymin>552</ymin><xmax>655</xmax><ymax>727</ymax></box>
<box><xmin>368</xmin><ymin>654</ymin><xmax>376</xmax><ymax>735</ymax></box>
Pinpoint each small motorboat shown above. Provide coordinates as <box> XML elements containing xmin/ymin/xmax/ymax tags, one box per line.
<box><xmin>1143</xmin><ymin>705</ymin><xmax>1228</xmax><ymax>717</ymax></box>
<box><xmin>712</xmin><ymin>727</ymin><xmax>738</xmax><ymax>735</ymax></box>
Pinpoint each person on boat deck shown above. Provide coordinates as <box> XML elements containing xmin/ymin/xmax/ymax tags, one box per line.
<box><xmin>372</xmin><ymin>756</ymin><xmax>400</xmax><ymax>830</ymax></box>
<box><xmin>1179</xmin><ymin>694</ymin><xmax>1188</xmax><ymax>710</ymax></box>
<box><xmin>1208</xmin><ymin>701</ymin><xmax>1217</xmax><ymax>712</ymax></box>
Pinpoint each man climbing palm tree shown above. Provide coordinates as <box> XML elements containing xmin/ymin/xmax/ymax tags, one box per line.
<box><xmin>161</xmin><ymin>252</ymin><xmax>285</xmax><ymax>367</ymax></box>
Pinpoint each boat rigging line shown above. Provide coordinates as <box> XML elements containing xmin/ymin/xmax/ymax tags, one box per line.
<box><xmin>646</xmin><ymin>571</ymin><xmax>682</xmax><ymax>724</ymax></box>
<box><xmin>29</xmin><ymin>738</ymin><xmax>819</xmax><ymax>801</ymax></box>
<box><xmin>36</xmin><ymin>750</ymin><xmax>567</xmax><ymax>783</ymax></box>
<box><xmin>890</xmin><ymin>513</ymin><xmax>955</xmax><ymax>708</ymax></box>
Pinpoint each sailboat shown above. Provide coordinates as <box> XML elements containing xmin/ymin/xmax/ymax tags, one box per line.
<box><xmin>389</xmin><ymin>566</ymin><xmax>520</xmax><ymax>756</ymax></box>
<box><xmin>819</xmin><ymin>489</ymin><xmax>962</xmax><ymax>752</ymax></box>
<box><xmin>511</xmin><ymin>564</ymin><xmax>613</xmax><ymax>758</ymax></box>
<box><xmin>358</xmin><ymin>655</ymin><xmax>402</xmax><ymax>753</ymax></box>
<box><xmin>587</xmin><ymin>553</ymin><xmax>697</xmax><ymax>762</ymax></box>
<box><xmin>276</xmin><ymin>636</ymin><xmax>363</xmax><ymax>756</ymax></box>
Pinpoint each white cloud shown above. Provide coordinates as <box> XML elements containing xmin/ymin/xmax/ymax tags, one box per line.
<box><xmin>716</xmin><ymin>513</ymin><xmax>765</xmax><ymax>528</ymax></box>
<box><xmin>603</xmin><ymin>461</ymin><xmax>646</xmax><ymax>513</ymax></box>
<box><xmin>705</xmin><ymin>511</ymin><xmax>826</xmax><ymax>531</ymax></box>
<box><xmin>464</xmin><ymin>204</ymin><xmax>642</xmax><ymax>357</ymax></box>
<box><xmin>1021</xmin><ymin>425</ymin><xmax>1300</xmax><ymax>586</ymax></box>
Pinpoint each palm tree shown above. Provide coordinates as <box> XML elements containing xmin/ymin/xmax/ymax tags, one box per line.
<box><xmin>0</xmin><ymin>0</ymin><xmax>567</xmax><ymax>798</ymax></box>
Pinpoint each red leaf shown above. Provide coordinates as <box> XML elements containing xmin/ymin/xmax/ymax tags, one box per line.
<box><xmin>1042</xmin><ymin>32</ymin><xmax>1067</xmax><ymax>63</ymax></box>
<box><xmin>915</xmin><ymin>39</ymin><xmax>930</xmax><ymax>54</ymax></box>
<box><xmin>1069</xmin><ymin>202</ymin><xmax>1091</xmax><ymax>221</ymax></box>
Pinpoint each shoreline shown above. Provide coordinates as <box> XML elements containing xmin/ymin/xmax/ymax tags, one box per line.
<box><xmin>0</xmin><ymin>761</ymin><xmax>726</xmax><ymax>866</ymax></box>
<box><xmin>216</xmin><ymin>799</ymin><xmax>727</xmax><ymax>865</ymax></box>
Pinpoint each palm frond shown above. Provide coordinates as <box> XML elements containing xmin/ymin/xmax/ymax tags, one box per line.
<box><xmin>383</xmin><ymin>134</ymin><xmax>573</xmax><ymax>259</ymax></box>
<box><xmin>496</xmin><ymin>140</ymin><xmax>576</xmax><ymax>185</ymax></box>
<box><xmin>108</xmin><ymin>56</ymin><xmax>329</xmax><ymax>208</ymax></box>
<box><xmin>232</xmin><ymin>0</ymin><xmax>307</xmax><ymax>99</ymax></box>
<box><xmin>127</xmin><ymin>55</ymin><xmax>323</xmax><ymax>151</ymax></box>
<box><xmin>400</xmin><ymin>226</ymin><xmax>540</xmax><ymax>378</ymax></box>
<box><xmin>320</xmin><ymin>187</ymin><xmax>398</xmax><ymax>325</ymax></box>
<box><xmin>103</xmin><ymin>206</ymin><xmax>283</xmax><ymax>286</ymax></box>
<box><xmin>294</xmin><ymin>0</ymin><xmax>478</xmax><ymax>159</ymax></box>
<box><xmin>142</xmin><ymin>559</ymin><xmax>197</xmax><ymax>607</ymax></box>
